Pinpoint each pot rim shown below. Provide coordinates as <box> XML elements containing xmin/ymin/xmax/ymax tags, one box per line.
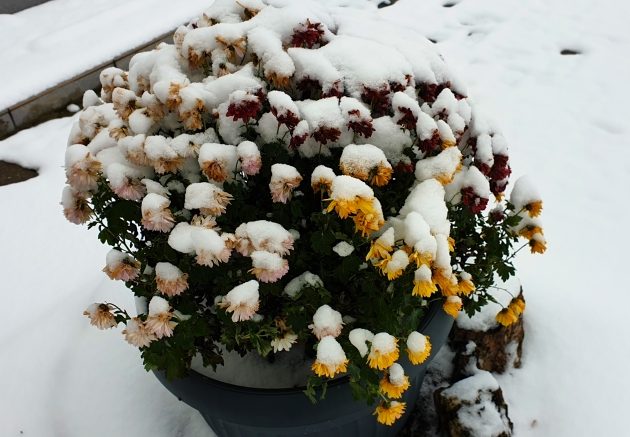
<box><xmin>175</xmin><ymin>298</ymin><xmax>445</xmax><ymax>395</ymax></box>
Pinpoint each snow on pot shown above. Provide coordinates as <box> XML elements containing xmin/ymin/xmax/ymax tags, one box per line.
<box><xmin>64</xmin><ymin>0</ymin><xmax>547</xmax><ymax>434</ymax></box>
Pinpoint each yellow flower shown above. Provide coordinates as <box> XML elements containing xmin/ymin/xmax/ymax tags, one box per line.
<box><xmin>354</xmin><ymin>209</ymin><xmax>383</xmax><ymax>237</ymax></box>
<box><xmin>370</xmin><ymin>165</ymin><xmax>393</xmax><ymax>187</ymax></box>
<box><xmin>443</xmin><ymin>296</ymin><xmax>462</xmax><ymax>318</ymax></box>
<box><xmin>367</xmin><ymin>242</ymin><xmax>391</xmax><ymax>261</ymax></box>
<box><xmin>508</xmin><ymin>297</ymin><xmax>526</xmax><ymax>316</ymax></box>
<box><xmin>311</xmin><ymin>360</ymin><xmax>349</xmax><ymax>378</ymax></box>
<box><xmin>379</xmin><ymin>375</ymin><xmax>410</xmax><ymax>399</ymax></box>
<box><xmin>529</xmin><ymin>236</ymin><xmax>546</xmax><ymax>254</ymax></box>
<box><xmin>406</xmin><ymin>332</ymin><xmax>432</xmax><ymax>365</ymax></box>
<box><xmin>409</xmin><ymin>251</ymin><xmax>432</xmax><ymax>268</ymax></box>
<box><xmin>495</xmin><ymin>307</ymin><xmax>519</xmax><ymax>327</ymax></box>
<box><xmin>376</xmin><ymin>250</ymin><xmax>409</xmax><ymax>281</ymax></box>
<box><xmin>518</xmin><ymin>224</ymin><xmax>543</xmax><ymax>240</ymax></box>
<box><xmin>434</xmin><ymin>270</ymin><xmax>459</xmax><ymax>296</ymax></box>
<box><xmin>525</xmin><ymin>200</ymin><xmax>543</xmax><ymax>218</ymax></box>
<box><xmin>458</xmin><ymin>278</ymin><xmax>475</xmax><ymax>296</ymax></box>
<box><xmin>368</xmin><ymin>334</ymin><xmax>399</xmax><ymax>370</ymax></box>
<box><xmin>447</xmin><ymin>236</ymin><xmax>455</xmax><ymax>252</ymax></box>
<box><xmin>412</xmin><ymin>279</ymin><xmax>437</xmax><ymax>298</ymax></box>
<box><xmin>374</xmin><ymin>401</ymin><xmax>406</xmax><ymax>426</ymax></box>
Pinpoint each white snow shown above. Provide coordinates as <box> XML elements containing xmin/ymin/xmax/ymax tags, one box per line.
<box><xmin>0</xmin><ymin>0</ymin><xmax>209</xmax><ymax>110</ymax></box>
<box><xmin>349</xmin><ymin>328</ymin><xmax>374</xmax><ymax>357</ymax></box>
<box><xmin>332</xmin><ymin>241</ymin><xmax>355</xmax><ymax>257</ymax></box>
<box><xmin>284</xmin><ymin>271</ymin><xmax>324</xmax><ymax>298</ymax></box>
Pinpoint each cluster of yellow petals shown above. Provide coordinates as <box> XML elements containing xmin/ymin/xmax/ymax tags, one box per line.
<box><xmin>353</xmin><ymin>209</ymin><xmax>384</xmax><ymax>237</ymax></box>
<box><xmin>407</xmin><ymin>343</ymin><xmax>431</xmax><ymax>365</ymax></box>
<box><xmin>434</xmin><ymin>270</ymin><xmax>459</xmax><ymax>296</ymax></box>
<box><xmin>311</xmin><ymin>359</ymin><xmax>349</xmax><ymax>378</ymax></box>
<box><xmin>525</xmin><ymin>200</ymin><xmax>543</xmax><ymax>218</ymax></box>
<box><xmin>529</xmin><ymin>237</ymin><xmax>546</xmax><ymax>254</ymax></box>
<box><xmin>496</xmin><ymin>297</ymin><xmax>526</xmax><ymax>327</ymax></box>
<box><xmin>366</xmin><ymin>240</ymin><xmax>392</xmax><ymax>261</ymax></box>
<box><xmin>368</xmin><ymin>344</ymin><xmax>400</xmax><ymax>370</ymax></box>
<box><xmin>374</xmin><ymin>401</ymin><xmax>406</xmax><ymax>426</ymax></box>
<box><xmin>375</xmin><ymin>257</ymin><xmax>405</xmax><ymax>281</ymax></box>
<box><xmin>408</xmin><ymin>250</ymin><xmax>432</xmax><ymax>268</ymax></box>
<box><xmin>412</xmin><ymin>279</ymin><xmax>437</xmax><ymax>298</ymax></box>
<box><xmin>370</xmin><ymin>165</ymin><xmax>393</xmax><ymax>187</ymax></box>
<box><xmin>379</xmin><ymin>375</ymin><xmax>410</xmax><ymax>399</ymax></box>
<box><xmin>458</xmin><ymin>278</ymin><xmax>476</xmax><ymax>296</ymax></box>
<box><xmin>327</xmin><ymin>195</ymin><xmax>383</xmax><ymax>237</ymax></box>
<box><xmin>443</xmin><ymin>296</ymin><xmax>463</xmax><ymax>318</ymax></box>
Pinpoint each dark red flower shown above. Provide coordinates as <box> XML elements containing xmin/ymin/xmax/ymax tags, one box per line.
<box><xmin>361</xmin><ymin>85</ymin><xmax>391</xmax><ymax>117</ymax></box>
<box><xmin>395</xmin><ymin>161</ymin><xmax>415</xmax><ymax>174</ymax></box>
<box><xmin>271</xmin><ymin>107</ymin><xmax>300</xmax><ymax>131</ymax></box>
<box><xmin>291</xmin><ymin>20</ymin><xmax>325</xmax><ymax>49</ymax></box>
<box><xmin>289</xmin><ymin>132</ymin><xmax>308</xmax><ymax>150</ymax></box>
<box><xmin>312</xmin><ymin>126</ymin><xmax>341</xmax><ymax>145</ymax></box>
<box><xmin>490</xmin><ymin>154</ymin><xmax>511</xmax><ymax>181</ymax></box>
<box><xmin>417</xmin><ymin>81</ymin><xmax>451</xmax><ymax>103</ymax></box>
<box><xmin>396</xmin><ymin>107</ymin><xmax>417</xmax><ymax>131</ymax></box>
<box><xmin>418</xmin><ymin>131</ymin><xmax>442</xmax><ymax>155</ymax></box>
<box><xmin>226</xmin><ymin>96</ymin><xmax>261</xmax><ymax>123</ymax></box>
<box><xmin>461</xmin><ymin>187</ymin><xmax>489</xmax><ymax>214</ymax></box>
<box><xmin>322</xmin><ymin>81</ymin><xmax>344</xmax><ymax>98</ymax></box>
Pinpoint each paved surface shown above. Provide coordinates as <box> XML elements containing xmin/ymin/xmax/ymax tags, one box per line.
<box><xmin>1</xmin><ymin>0</ymin><xmax>51</xmax><ymax>14</ymax></box>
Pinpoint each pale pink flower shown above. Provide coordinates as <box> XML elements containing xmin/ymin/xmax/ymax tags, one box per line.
<box><xmin>249</xmin><ymin>250</ymin><xmax>289</xmax><ymax>283</ymax></box>
<box><xmin>269</xmin><ymin>164</ymin><xmax>302</xmax><ymax>203</ymax></box>
<box><xmin>241</xmin><ymin>156</ymin><xmax>262</xmax><ymax>176</ymax></box>
<box><xmin>122</xmin><ymin>317</ymin><xmax>156</xmax><ymax>347</ymax></box>
<box><xmin>145</xmin><ymin>296</ymin><xmax>177</xmax><ymax>339</ymax></box>
<box><xmin>155</xmin><ymin>262</ymin><xmax>189</xmax><ymax>297</ymax></box>
<box><xmin>103</xmin><ymin>249</ymin><xmax>140</xmax><ymax>282</ymax></box>
<box><xmin>271</xmin><ymin>332</ymin><xmax>298</xmax><ymax>353</ymax></box>
<box><xmin>65</xmin><ymin>144</ymin><xmax>102</xmax><ymax>192</ymax></box>
<box><xmin>83</xmin><ymin>303</ymin><xmax>117</xmax><ymax>330</ymax></box>
<box><xmin>112</xmin><ymin>178</ymin><xmax>146</xmax><ymax>201</ymax></box>
<box><xmin>61</xmin><ymin>186</ymin><xmax>92</xmax><ymax>224</ymax></box>
<box><xmin>220</xmin><ymin>280</ymin><xmax>260</xmax><ymax>322</ymax></box>
<box><xmin>309</xmin><ymin>305</ymin><xmax>344</xmax><ymax>340</ymax></box>
<box><xmin>141</xmin><ymin>193</ymin><xmax>175</xmax><ymax>232</ymax></box>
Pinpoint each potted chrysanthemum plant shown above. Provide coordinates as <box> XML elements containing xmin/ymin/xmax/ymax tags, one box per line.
<box><xmin>62</xmin><ymin>0</ymin><xmax>546</xmax><ymax>435</ymax></box>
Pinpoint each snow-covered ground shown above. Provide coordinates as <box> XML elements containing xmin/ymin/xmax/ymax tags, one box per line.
<box><xmin>1</xmin><ymin>0</ymin><xmax>630</xmax><ymax>435</ymax></box>
<box><xmin>0</xmin><ymin>0</ymin><xmax>209</xmax><ymax>109</ymax></box>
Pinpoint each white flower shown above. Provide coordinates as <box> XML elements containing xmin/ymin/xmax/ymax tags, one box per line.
<box><xmin>271</xmin><ymin>332</ymin><xmax>298</xmax><ymax>353</ymax></box>
<box><xmin>309</xmin><ymin>305</ymin><xmax>344</xmax><ymax>339</ymax></box>
<box><xmin>220</xmin><ymin>280</ymin><xmax>260</xmax><ymax>322</ymax></box>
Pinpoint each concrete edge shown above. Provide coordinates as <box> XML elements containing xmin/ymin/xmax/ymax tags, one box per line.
<box><xmin>0</xmin><ymin>30</ymin><xmax>174</xmax><ymax>140</ymax></box>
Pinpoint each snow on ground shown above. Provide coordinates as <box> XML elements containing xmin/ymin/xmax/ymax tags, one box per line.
<box><xmin>1</xmin><ymin>0</ymin><xmax>630</xmax><ymax>435</ymax></box>
<box><xmin>0</xmin><ymin>0</ymin><xmax>209</xmax><ymax>109</ymax></box>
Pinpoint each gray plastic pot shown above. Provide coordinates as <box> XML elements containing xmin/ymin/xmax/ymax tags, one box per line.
<box><xmin>154</xmin><ymin>301</ymin><xmax>454</xmax><ymax>437</ymax></box>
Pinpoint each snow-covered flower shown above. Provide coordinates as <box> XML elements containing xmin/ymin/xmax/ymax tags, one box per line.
<box><xmin>326</xmin><ymin>175</ymin><xmax>376</xmax><ymax>220</ymax></box>
<box><xmin>271</xmin><ymin>331</ymin><xmax>298</xmax><ymax>353</ymax></box>
<box><xmin>249</xmin><ymin>250</ymin><xmax>289</xmax><ymax>283</ymax></box>
<box><xmin>365</xmin><ymin>228</ymin><xmax>395</xmax><ymax>261</ymax></box>
<box><xmin>141</xmin><ymin>193</ymin><xmax>175</xmax><ymax>232</ymax></box>
<box><xmin>374</xmin><ymin>401</ymin><xmax>406</xmax><ymax>426</ymax></box>
<box><xmin>102</xmin><ymin>249</ymin><xmax>140</xmax><ymax>282</ymax></box>
<box><xmin>145</xmin><ymin>296</ymin><xmax>177</xmax><ymax>338</ymax></box>
<box><xmin>379</xmin><ymin>363</ymin><xmax>410</xmax><ymax>399</ymax></box>
<box><xmin>269</xmin><ymin>164</ymin><xmax>302</xmax><ymax>203</ymax></box>
<box><xmin>458</xmin><ymin>271</ymin><xmax>476</xmax><ymax>296</ymax></box>
<box><xmin>184</xmin><ymin>182</ymin><xmax>233</xmax><ymax>216</ymax></box>
<box><xmin>122</xmin><ymin>317</ymin><xmax>156</xmax><ymax>347</ymax></box>
<box><xmin>83</xmin><ymin>303</ymin><xmax>117</xmax><ymax>330</ymax></box>
<box><xmin>155</xmin><ymin>262</ymin><xmax>188</xmax><ymax>297</ymax></box>
<box><xmin>309</xmin><ymin>305</ymin><xmax>344</xmax><ymax>339</ymax></box>
<box><xmin>234</xmin><ymin>221</ymin><xmax>294</xmax><ymax>257</ymax></box>
<box><xmin>191</xmin><ymin>227</ymin><xmax>232</xmax><ymax>267</ymax></box>
<box><xmin>220</xmin><ymin>280</ymin><xmax>260</xmax><ymax>322</ymax></box>
<box><xmin>311</xmin><ymin>336</ymin><xmax>348</xmax><ymax>378</ymax></box>
<box><xmin>376</xmin><ymin>250</ymin><xmax>409</xmax><ymax>281</ymax></box>
<box><xmin>310</xmin><ymin>165</ymin><xmax>336</xmax><ymax>194</ymax></box>
<box><xmin>443</xmin><ymin>296</ymin><xmax>463</xmax><ymax>318</ymax></box>
<box><xmin>61</xmin><ymin>186</ymin><xmax>92</xmax><ymax>224</ymax></box>
<box><xmin>412</xmin><ymin>265</ymin><xmax>437</xmax><ymax>298</ymax></box>
<box><xmin>198</xmin><ymin>143</ymin><xmax>238</xmax><ymax>183</ymax></box>
<box><xmin>65</xmin><ymin>144</ymin><xmax>102</xmax><ymax>192</ymax></box>
<box><xmin>529</xmin><ymin>232</ymin><xmax>547</xmax><ymax>254</ymax></box>
<box><xmin>510</xmin><ymin>175</ymin><xmax>543</xmax><ymax>218</ymax></box>
<box><xmin>368</xmin><ymin>333</ymin><xmax>399</xmax><ymax>370</ymax></box>
<box><xmin>237</xmin><ymin>141</ymin><xmax>262</xmax><ymax>176</ymax></box>
<box><xmin>339</xmin><ymin>144</ymin><xmax>392</xmax><ymax>187</ymax></box>
<box><xmin>406</xmin><ymin>331</ymin><xmax>431</xmax><ymax>365</ymax></box>
<box><xmin>144</xmin><ymin>136</ymin><xmax>184</xmax><ymax>174</ymax></box>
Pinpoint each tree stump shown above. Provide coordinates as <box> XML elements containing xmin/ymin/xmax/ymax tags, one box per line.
<box><xmin>450</xmin><ymin>291</ymin><xmax>525</xmax><ymax>378</ymax></box>
<box><xmin>434</xmin><ymin>371</ymin><xmax>513</xmax><ymax>437</ymax></box>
